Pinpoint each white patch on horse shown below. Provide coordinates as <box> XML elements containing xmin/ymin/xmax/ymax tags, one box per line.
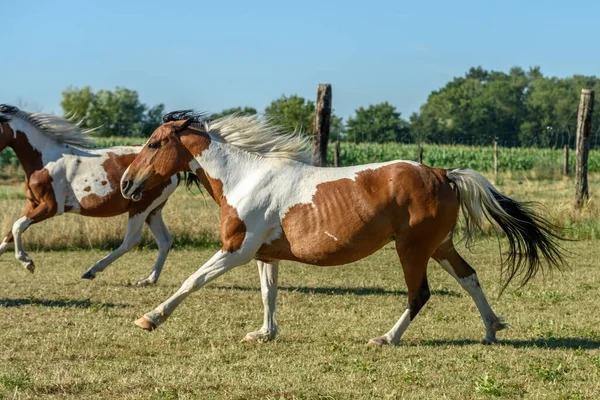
<box><xmin>324</xmin><ymin>231</ymin><xmax>338</xmax><ymax>241</ymax></box>
<box><xmin>49</xmin><ymin>147</ymin><xmax>141</xmax><ymax>212</ymax></box>
<box><xmin>437</xmin><ymin>262</ymin><xmax>502</xmax><ymax>343</ymax></box>
<box><xmin>194</xmin><ymin>141</ymin><xmax>420</xmax><ymax>222</ymax></box>
<box><xmin>438</xmin><ymin>259</ymin><xmax>459</xmax><ymax>280</ymax></box>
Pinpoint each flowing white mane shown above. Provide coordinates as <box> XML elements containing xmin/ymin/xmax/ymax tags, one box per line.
<box><xmin>205</xmin><ymin>114</ymin><xmax>313</xmax><ymax>164</ymax></box>
<box><xmin>0</xmin><ymin>104</ymin><xmax>96</xmax><ymax>147</ymax></box>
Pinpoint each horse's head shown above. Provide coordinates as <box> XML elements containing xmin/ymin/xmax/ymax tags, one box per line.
<box><xmin>0</xmin><ymin>106</ymin><xmax>15</xmax><ymax>152</ymax></box>
<box><xmin>121</xmin><ymin>118</ymin><xmax>197</xmax><ymax>201</ymax></box>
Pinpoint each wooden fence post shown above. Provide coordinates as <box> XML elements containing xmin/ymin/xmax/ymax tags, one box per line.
<box><xmin>334</xmin><ymin>140</ymin><xmax>341</xmax><ymax>167</ymax></box>
<box><xmin>493</xmin><ymin>140</ymin><xmax>498</xmax><ymax>176</ymax></box>
<box><xmin>563</xmin><ymin>144</ymin><xmax>569</xmax><ymax>176</ymax></box>
<box><xmin>575</xmin><ymin>89</ymin><xmax>595</xmax><ymax>208</ymax></box>
<box><xmin>417</xmin><ymin>144</ymin><xmax>423</xmax><ymax>163</ymax></box>
<box><xmin>312</xmin><ymin>84</ymin><xmax>332</xmax><ymax>166</ymax></box>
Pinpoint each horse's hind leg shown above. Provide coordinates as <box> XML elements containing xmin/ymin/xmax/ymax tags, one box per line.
<box><xmin>244</xmin><ymin>260</ymin><xmax>279</xmax><ymax>342</ymax></box>
<box><xmin>433</xmin><ymin>240</ymin><xmax>507</xmax><ymax>344</ymax></box>
<box><xmin>81</xmin><ymin>212</ymin><xmax>145</xmax><ymax>280</ymax></box>
<box><xmin>368</xmin><ymin>240</ymin><xmax>431</xmax><ymax>346</ymax></box>
<box><xmin>135</xmin><ymin>204</ymin><xmax>173</xmax><ymax>287</ymax></box>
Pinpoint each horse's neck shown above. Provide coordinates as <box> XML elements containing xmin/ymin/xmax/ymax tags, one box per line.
<box><xmin>193</xmin><ymin>141</ymin><xmax>264</xmax><ymax>204</ymax></box>
<box><xmin>8</xmin><ymin>122</ymin><xmax>65</xmax><ymax>178</ymax></box>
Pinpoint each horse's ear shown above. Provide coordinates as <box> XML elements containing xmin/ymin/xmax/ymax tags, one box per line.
<box><xmin>173</xmin><ymin>118</ymin><xmax>194</xmax><ymax>133</ymax></box>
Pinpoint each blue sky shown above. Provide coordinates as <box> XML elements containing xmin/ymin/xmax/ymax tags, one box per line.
<box><xmin>3</xmin><ymin>0</ymin><xmax>599</xmax><ymax>122</ymax></box>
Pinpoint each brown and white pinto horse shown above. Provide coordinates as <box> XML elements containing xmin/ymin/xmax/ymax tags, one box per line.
<box><xmin>121</xmin><ymin>111</ymin><xmax>565</xmax><ymax>345</ymax></box>
<box><xmin>0</xmin><ymin>105</ymin><xmax>178</xmax><ymax>286</ymax></box>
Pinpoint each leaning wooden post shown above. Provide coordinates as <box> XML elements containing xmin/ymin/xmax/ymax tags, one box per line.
<box><xmin>563</xmin><ymin>144</ymin><xmax>569</xmax><ymax>176</ymax></box>
<box><xmin>333</xmin><ymin>140</ymin><xmax>341</xmax><ymax>167</ymax></box>
<box><xmin>312</xmin><ymin>84</ymin><xmax>332</xmax><ymax>166</ymax></box>
<box><xmin>493</xmin><ymin>139</ymin><xmax>498</xmax><ymax>176</ymax></box>
<box><xmin>417</xmin><ymin>144</ymin><xmax>423</xmax><ymax>163</ymax></box>
<box><xmin>575</xmin><ymin>89</ymin><xmax>595</xmax><ymax>209</ymax></box>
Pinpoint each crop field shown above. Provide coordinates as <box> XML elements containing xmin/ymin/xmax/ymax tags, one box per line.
<box><xmin>3</xmin><ymin>140</ymin><xmax>600</xmax><ymax>180</ymax></box>
<box><xmin>1</xmin><ymin>174</ymin><xmax>600</xmax><ymax>398</ymax></box>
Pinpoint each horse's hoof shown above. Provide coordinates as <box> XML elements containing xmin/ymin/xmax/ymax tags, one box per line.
<box><xmin>243</xmin><ymin>330</ymin><xmax>276</xmax><ymax>343</ymax></box>
<box><xmin>81</xmin><ymin>271</ymin><xmax>96</xmax><ymax>280</ymax></box>
<box><xmin>135</xmin><ymin>316</ymin><xmax>157</xmax><ymax>331</ymax></box>
<box><xmin>135</xmin><ymin>279</ymin><xmax>155</xmax><ymax>287</ymax></box>
<box><xmin>25</xmin><ymin>261</ymin><xmax>35</xmax><ymax>273</ymax></box>
<box><xmin>481</xmin><ymin>337</ymin><xmax>498</xmax><ymax>345</ymax></box>
<box><xmin>367</xmin><ymin>336</ymin><xmax>396</xmax><ymax>346</ymax></box>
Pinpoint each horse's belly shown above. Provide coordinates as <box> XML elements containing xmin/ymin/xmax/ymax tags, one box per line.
<box><xmin>77</xmin><ymin>191</ymin><xmax>130</xmax><ymax>217</ymax></box>
<box><xmin>257</xmin><ymin>203</ymin><xmax>398</xmax><ymax>266</ymax></box>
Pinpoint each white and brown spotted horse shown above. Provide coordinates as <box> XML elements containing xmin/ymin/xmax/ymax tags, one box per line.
<box><xmin>121</xmin><ymin>111</ymin><xmax>565</xmax><ymax>345</ymax></box>
<box><xmin>0</xmin><ymin>105</ymin><xmax>180</xmax><ymax>286</ymax></box>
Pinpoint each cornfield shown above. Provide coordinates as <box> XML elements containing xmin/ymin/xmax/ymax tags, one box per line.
<box><xmin>328</xmin><ymin>142</ymin><xmax>591</xmax><ymax>173</ymax></box>
<box><xmin>1</xmin><ymin>138</ymin><xmax>596</xmax><ymax>174</ymax></box>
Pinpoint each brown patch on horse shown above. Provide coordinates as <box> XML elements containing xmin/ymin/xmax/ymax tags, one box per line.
<box><xmin>0</xmin><ymin>122</ymin><xmax>14</xmax><ymax>150</ymax></box>
<box><xmin>83</xmin><ymin>186</ymin><xmax>91</xmax><ymax>192</ymax></box>
<box><xmin>101</xmin><ymin>180</ymin><xmax>107</xmax><ymax>185</ymax></box>
<box><xmin>78</xmin><ymin>152</ymin><xmax>137</xmax><ymax>216</ymax></box>
<box><xmin>13</xmin><ymin>131</ymin><xmax>44</xmax><ymax>177</ymax></box>
<box><xmin>26</xmin><ymin>169</ymin><xmax>58</xmax><ymax>217</ymax></box>
<box><xmin>179</xmin><ymin>128</ymin><xmax>211</xmax><ymax>158</ymax></box>
<box><xmin>221</xmin><ymin>200</ymin><xmax>246</xmax><ymax>252</ymax></box>
<box><xmin>78</xmin><ymin>152</ymin><xmax>172</xmax><ymax>217</ymax></box>
<box><xmin>3</xmin><ymin>230</ymin><xmax>14</xmax><ymax>243</ymax></box>
<box><xmin>193</xmin><ymin>170</ymin><xmax>246</xmax><ymax>252</ymax></box>
<box><xmin>433</xmin><ymin>239</ymin><xmax>477</xmax><ymax>279</ymax></box>
<box><xmin>257</xmin><ymin>164</ymin><xmax>458</xmax><ymax>266</ymax></box>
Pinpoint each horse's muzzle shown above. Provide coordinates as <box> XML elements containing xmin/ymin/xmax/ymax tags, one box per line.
<box><xmin>121</xmin><ymin>179</ymin><xmax>144</xmax><ymax>201</ymax></box>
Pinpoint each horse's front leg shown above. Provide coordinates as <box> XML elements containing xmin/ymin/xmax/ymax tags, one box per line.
<box><xmin>0</xmin><ymin>202</ymin><xmax>34</xmax><ymax>258</ymax></box>
<box><xmin>135</xmin><ymin>248</ymin><xmax>256</xmax><ymax>331</ymax></box>
<box><xmin>244</xmin><ymin>260</ymin><xmax>279</xmax><ymax>342</ymax></box>
<box><xmin>81</xmin><ymin>212</ymin><xmax>145</xmax><ymax>280</ymax></box>
<box><xmin>12</xmin><ymin>202</ymin><xmax>56</xmax><ymax>273</ymax></box>
<box><xmin>0</xmin><ymin>230</ymin><xmax>14</xmax><ymax>257</ymax></box>
<box><xmin>135</xmin><ymin>204</ymin><xmax>173</xmax><ymax>287</ymax></box>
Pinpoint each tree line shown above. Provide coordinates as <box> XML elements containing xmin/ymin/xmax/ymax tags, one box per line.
<box><xmin>60</xmin><ymin>66</ymin><xmax>600</xmax><ymax>147</ymax></box>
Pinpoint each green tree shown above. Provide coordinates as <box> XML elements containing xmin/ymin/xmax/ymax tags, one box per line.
<box><xmin>264</xmin><ymin>95</ymin><xmax>314</xmax><ymax>134</ymax></box>
<box><xmin>142</xmin><ymin>103</ymin><xmax>166</xmax><ymax>137</ymax></box>
<box><xmin>60</xmin><ymin>86</ymin><xmax>165</xmax><ymax>137</ymax></box>
<box><xmin>345</xmin><ymin>102</ymin><xmax>410</xmax><ymax>143</ymax></box>
<box><xmin>61</xmin><ymin>86</ymin><xmax>94</xmax><ymax>121</ymax></box>
<box><xmin>410</xmin><ymin>65</ymin><xmax>600</xmax><ymax>147</ymax></box>
<box><xmin>330</xmin><ymin>115</ymin><xmax>345</xmax><ymax>141</ymax></box>
<box><xmin>411</xmin><ymin>66</ymin><xmax>527</xmax><ymax>145</ymax></box>
<box><xmin>521</xmin><ymin>73</ymin><xmax>600</xmax><ymax>147</ymax></box>
<box><xmin>210</xmin><ymin>107</ymin><xmax>257</xmax><ymax>120</ymax></box>
<box><xmin>264</xmin><ymin>94</ymin><xmax>344</xmax><ymax>142</ymax></box>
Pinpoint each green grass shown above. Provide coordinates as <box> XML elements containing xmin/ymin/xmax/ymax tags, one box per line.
<box><xmin>1</xmin><ymin>168</ymin><xmax>600</xmax><ymax>398</ymax></box>
<box><xmin>0</xmin><ymin>240</ymin><xmax>599</xmax><ymax>399</ymax></box>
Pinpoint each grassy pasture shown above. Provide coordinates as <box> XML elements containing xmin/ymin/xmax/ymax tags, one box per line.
<box><xmin>0</xmin><ymin>175</ymin><xmax>599</xmax><ymax>398</ymax></box>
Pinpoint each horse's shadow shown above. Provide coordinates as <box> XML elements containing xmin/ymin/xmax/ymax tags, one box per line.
<box><xmin>212</xmin><ymin>285</ymin><xmax>462</xmax><ymax>297</ymax></box>
<box><xmin>0</xmin><ymin>297</ymin><xmax>127</xmax><ymax>309</ymax></box>
<box><xmin>422</xmin><ymin>337</ymin><xmax>600</xmax><ymax>350</ymax></box>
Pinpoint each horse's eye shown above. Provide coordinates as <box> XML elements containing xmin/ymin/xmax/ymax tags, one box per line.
<box><xmin>148</xmin><ymin>141</ymin><xmax>161</xmax><ymax>150</ymax></box>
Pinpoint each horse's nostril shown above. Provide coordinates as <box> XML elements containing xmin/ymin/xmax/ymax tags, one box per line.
<box><xmin>121</xmin><ymin>180</ymin><xmax>131</xmax><ymax>192</ymax></box>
